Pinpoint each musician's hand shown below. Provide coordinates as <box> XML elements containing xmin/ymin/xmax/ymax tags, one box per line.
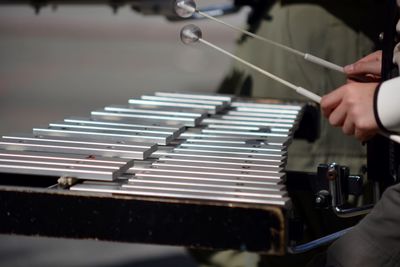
<box><xmin>344</xmin><ymin>50</ymin><xmax>382</xmax><ymax>82</ymax></box>
<box><xmin>321</xmin><ymin>82</ymin><xmax>379</xmax><ymax>141</ymax></box>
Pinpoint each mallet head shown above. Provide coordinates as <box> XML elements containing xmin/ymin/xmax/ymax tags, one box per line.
<box><xmin>180</xmin><ymin>24</ymin><xmax>202</xmax><ymax>45</ymax></box>
<box><xmin>174</xmin><ymin>0</ymin><xmax>196</xmax><ymax>18</ymax></box>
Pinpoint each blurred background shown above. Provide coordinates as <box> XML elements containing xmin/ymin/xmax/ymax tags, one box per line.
<box><xmin>0</xmin><ymin>1</ymin><xmax>248</xmax><ymax>266</ymax></box>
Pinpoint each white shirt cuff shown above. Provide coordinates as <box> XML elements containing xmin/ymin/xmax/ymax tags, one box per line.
<box><xmin>376</xmin><ymin>77</ymin><xmax>400</xmax><ymax>133</ymax></box>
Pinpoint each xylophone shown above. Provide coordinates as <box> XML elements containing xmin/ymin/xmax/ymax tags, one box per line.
<box><xmin>0</xmin><ymin>92</ymin><xmax>308</xmax><ymax>255</ymax></box>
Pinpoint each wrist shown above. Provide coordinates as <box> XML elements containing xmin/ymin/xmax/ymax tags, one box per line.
<box><xmin>373</xmin><ymin>82</ymin><xmax>386</xmax><ymax>132</ymax></box>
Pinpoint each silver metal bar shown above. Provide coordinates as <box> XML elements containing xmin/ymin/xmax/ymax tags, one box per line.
<box><xmin>159</xmin><ymin>153</ymin><xmax>283</xmax><ymax>171</ymax></box>
<box><xmin>127</xmin><ymin>176</ymin><xmax>285</xmax><ymax>192</ymax></box>
<box><xmin>49</xmin><ymin>122</ymin><xmax>179</xmax><ymax>139</ymax></box>
<box><xmin>0</xmin><ymin>136</ymin><xmax>156</xmax><ymax>159</ymax></box>
<box><xmin>123</xmin><ymin>181</ymin><xmax>286</xmax><ymax>199</ymax></box>
<box><xmin>227</xmin><ymin>110</ymin><xmax>297</xmax><ymax>119</ymax></box>
<box><xmin>89</xmin><ymin>115</ymin><xmax>187</xmax><ymax>127</ymax></box>
<box><xmin>0</xmin><ymin>161</ymin><xmax>122</xmax><ymax>181</ymax></box>
<box><xmin>180</xmin><ymin>141</ymin><xmax>284</xmax><ymax>152</ymax></box>
<box><xmin>64</xmin><ymin>117</ymin><xmax>185</xmax><ymax>133</ymax></box>
<box><xmin>220</xmin><ymin>115</ymin><xmax>297</xmax><ymax>124</ymax></box>
<box><xmin>202</xmin><ymin>117</ymin><xmax>294</xmax><ymax>127</ymax></box>
<box><xmin>174</xmin><ymin>146</ymin><xmax>285</xmax><ymax>158</ymax></box>
<box><xmin>202</xmin><ymin>124</ymin><xmax>266</xmax><ymax>131</ymax></box>
<box><xmin>141</xmin><ymin>95</ymin><xmax>226</xmax><ymax>106</ymax></box>
<box><xmin>104</xmin><ymin>105</ymin><xmax>207</xmax><ymax>118</ymax></box>
<box><xmin>127</xmin><ymin>103</ymin><xmax>211</xmax><ymax>115</ymax></box>
<box><xmin>154</xmin><ymin>91</ymin><xmax>233</xmax><ymax>102</ymax></box>
<box><xmin>234</xmin><ymin>106</ymin><xmax>301</xmax><ymax>114</ymax></box>
<box><xmin>131</xmin><ymin>165</ymin><xmax>284</xmax><ymax>179</ymax></box>
<box><xmin>152</xmin><ymin>161</ymin><xmax>285</xmax><ymax>178</ymax></box>
<box><xmin>70</xmin><ymin>182</ymin><xmax>290</xmax><ymax>206</ymax></box>
<box><xmin>128</xmin><ymin>174</ymin><xmax>285</xmax><ymax>191</ymax></box>
<box><xmin>156</xmin><ymin>150</ymin><xmax>285</xmax><ymax>165</ymax></box>
<box><xmin>152</xmin><ymin>160</ymin><xmax>283</xmax><ymax>175</ymax></box>
<box><xmin>2</xmin><ymin>134</ymin><xmax>156</xmax><ymax>149</ymax></box>
<box><xmin>32</xmin><ymin>127</ymin><xmax>172</xmax><ymax>145</ymax></box>
<box><xmin>178</xmin><ymin>134</ymin><xmax>288</xmax><ymax>147</ymax></box>
<box><xmin>48</xmin><ymin>122</ymin><xmax>178</xmax><ymax>137</ymax></box>
<box><xmin>231</xmin><ymin>101</ymin><xmax>302</xmax><ymax>110</ymax></box>
<box><xmin>91</xmin><ymin>110</ymin><xmax>200</xmax><ymax>127</ymax></box>
<box><xmin>0</xmin><ymin>135</ymin><xmax>157</xmax><ymax>159</ymax></box>
<box><xmin>204</xmin><ymin>124</ymin><xmax>290</xmax><ymax>133</ymax></box>
<box><xmin>134</xmin><ymin>172</ymin><xmax>282</xmax><ymax>187</ymax></box>
<box><xmin>128</xmin><ymin>99</ymin><xmax>219</xmax><ymax>114</ymax></box>
<box><xmin>201</xmin><ymin>129</ymin><xmax>289</xmax><ymax>138</ymax></box>
<box><xmin>0</xmin><ymin>150</ymin><xmax>132</xmax><ymax>166</ymax></box>
<box><xmin>183</xmin><ymin>137</ymin><xmax>285</xmax><ymax>147</ymax></box>
<box><xmin>0</xmin><ymin>156</ymin><xmax>121</xmax><ymax>171</ymax></box>
<box><xmin>179</xmin><ymin>129</ymin><xmax>291</xmax><ymax>144</ymax></box>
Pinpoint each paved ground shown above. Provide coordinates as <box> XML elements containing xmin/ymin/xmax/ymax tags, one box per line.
<box><xmin>0</xmin><ymin>2</ymin><xmax>247</xmax><ymax>266</ymax></box>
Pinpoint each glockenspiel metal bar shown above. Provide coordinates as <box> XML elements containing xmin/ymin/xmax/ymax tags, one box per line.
<box><xmin>131</xmin><ymin>165</ymin><xmax>284</xmax><ymax>179</ymax></box>
<box><xmin>178</xmin><ymin>131</ymin><xmax>291</xmax><ymax>146</ymax></box>
<box><xmin>126</xmin><ymin>177</ymin><xmax>285</xmax><ymax>192</ymax></box>
<box><xmin>32</xmin><ymin>127</ymin><xmax>173</xmax><ymax>145</ymax></box>
<box><xmin>174</xmin><ymin>142</ymin><xmax>284</xmax><ymax>153</ymax></box>
<box><xmin>231</xmin><ymin>101</ymin><xmax>302</xmax><ymax>110</ymax></box>
<box><xmin>123</xmin><ymin>182</ymin><xmax>286</xmax><ymax>199</ymax></box>
<box><xmin>0</xmin><ymin>140</ymin><xmax>147</xmax><ymax>160</ymax></box>
<box><xmin>155</xmin><ymin>150</ymin><xmax>285</xmax><ymax>164</ymax></box>
<box><xmin>128</xmin><ymin>174</ymin><xmax>285</xmax><ymax>191</ymax></box>
<box><xmin>227</xmin><ymin>110</ymin><xmax>297</xmax><ymax>119</ymax></box>
<box><xmin>157</xmin><ymin>156</ymin><xmax>282</xmax><ymax>172</ymax></box>
<box><xmin>0</xmin><ymin>161</ymin><xmax>123</xmax><ymax>181</ymax></box>
<box><xmin>133</xmin><ymin>171</ymin><xmax>282</xmax><ymax>187</ymax></box>
<box><xmin>0</xmin><ymin>150</ymin><xmax>132</xmax><ymax>165</ymax></box>
<box><xmin>202</xmin><ymin>118</ymin><xmax>294</xmax><ymax>127</ymax></box>
<box><xmin>141</xmin><ymin>95</ymin><xmax>227</xmax><ymax>107</ymax></box>
<box><xmin>234</xmin><ymin>106</ymin><xmax>301</xmax><ymax>114</ymax></box>
<box><xmin>91</xmin><ymin>110</ymin><xmax>199</xmax><ymax>127</ymax></box>
<box><xmin>128</xmin><ymin>99</ymin><xmax>220</xmax><ymax>114</ymax></box>
<box><xmin>70</xmin><ymin>182</ymin><xmax>291</xmax><ymax>206</ymax></box>
<box><xmin>220</xmin><ymin>115</ymin><xmax>298</xmax><ymax>124</ymax></box>
<box><xmin>152</xmin><ymin>160</ymin><xmax>283</xmax><ymax>175</ymax></box>
<box><xmin>126</xmin><ymin>102</ymin><xmax>211</xmax><ymax>115</ymax></box>
<box><xmin>64</xmin><ymin>117</ymin><xmax>185</xmax><ymax>134</ymax></box>
<box><xmin>2</xmin><ymin>134</ymin><xmax>156</xmax><ymax>150</ymax></box>
<box><xmin>89</xmin><ymin>115</ymin><xmax>187</xmax><ymax>127</ymax></box>
<box><xmin>104</xmin><ymin>105</ymin><xmax>207</xmax><ymax>119</ymax></box>
<box><xmin>48</xmin><ymin>122</ymin><xmax>178</xmax><ymax>137</ymax></box>
<box><xmin>202</xmin><ymin>124</ymin><xmax>269</xmax><ymax>131</ymax></box>
<box><xmin>201</xmin><ymin>129</ymin><xmax>290</xmax><ymax>138</ymax></box>
<box><xmin>1</xmin><ymin>135</ymin><xmax>157</xmax><ymax>159</ymax></box>
<box><xmin>204</xmin><ymin>124</ymin><xmax>290</xmax><ymax>133</ymax></box>
<box><xmin>183</xmin><ymin>137</ymin><xmax>285</xmax><ymax>147</ymax></box>
<box><xmin>156</xmin><ymin>157</ymin><xmax>283</xmax><ymax>171</ymax></box>
<box><xmin>131</xmin><ymin>170</ymin><xmax>284</xmax><ymax>184</ymax></box>
<box><xmin>154</xmin><ymin>91</ymin><xmax>233</xmax><ymax>102</ymax></box>
<box><xmin>64</xmin><ymin>117</ymin><xmax>185</xmax><ymax>133</ymax></box>
<box><xmin>0</xmin><ymin>156</ymin><xmax>124</xmax><ymax>171</ymax></box>
<box><xmin>174</xmin><ymin>146</ymin><xmax>285</xmax><ymax>158</ymax></box>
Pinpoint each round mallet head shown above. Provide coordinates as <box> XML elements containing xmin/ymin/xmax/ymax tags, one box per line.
<box><xmin>180</xmin><ymin>24</ymin><xmax>202</xmax><ymax>45</ymax></box>
<box><xmin>174</xmin><ymin>0</ymin><xmax>196</xmax><ymax>18</ymax></box>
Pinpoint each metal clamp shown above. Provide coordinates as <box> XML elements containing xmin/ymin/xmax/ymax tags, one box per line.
<box><xmin>315</xmin><ymin>163</ymin><xmax>373</xmax><ymax>218</ymax></box>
